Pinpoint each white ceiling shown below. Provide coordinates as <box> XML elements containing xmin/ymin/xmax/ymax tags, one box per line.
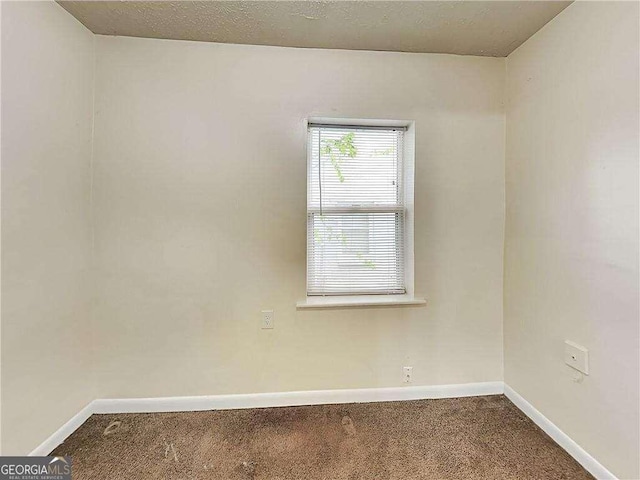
<box><xmin>58</xmin><ymin>1</ymin><xmax>572</xmax><ymax>57</ymax></box>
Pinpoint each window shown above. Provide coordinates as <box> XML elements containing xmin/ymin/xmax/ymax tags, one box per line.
<box><xmin>306</xmin><ymin>123</ymin><xmax>408</xmax><ymax>296</ymax></box>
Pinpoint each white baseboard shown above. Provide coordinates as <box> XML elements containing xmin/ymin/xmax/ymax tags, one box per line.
<box><xmin>504</xmin><ymin>384</ymin><xmax>617</xmax><ymax>480</ymax></box>
<box><xmin>91</xmin><ymin>381</ymin><xmax>504</xmax><ymax>414</ymax></box>
<box><xmin>29</xmin><ymin>381</ymin><xmax>502</xmax><ymax>454</ymax></box>
<box><xmin>31</xmin><ymin>381</ymin><xmax>616</xmax><ymax>480</ymax></box>
<box><xmin>28</xmin><ymin>402</ymin><xmax>94</xmax><ymax>456</ymax></box>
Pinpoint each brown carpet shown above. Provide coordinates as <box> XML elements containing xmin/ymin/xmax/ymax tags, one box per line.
<box><xmin>52</xmin><ymin>395</ymin><xmax>593</xmax><ymax>479</ymax></box>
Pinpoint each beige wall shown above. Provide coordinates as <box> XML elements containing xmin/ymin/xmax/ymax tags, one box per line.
<box><xmin>1</xmin><ymin>1</ymin><xmax>95</xmax><ymax>454</ymax></box>
<box><xmin>91</xmin><ymin>36</ymin><xmax>506</xmax><ymax>399</ymax></box>
<box><xmin>504</xmin><ymin>2</ymin><xmax>639</xmax><ymax>479</ymax></box>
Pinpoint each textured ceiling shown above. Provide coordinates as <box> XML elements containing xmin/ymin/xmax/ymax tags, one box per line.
<box><xmin>58</xmin><ymin>1</ymin><xmax>572</xmax><ymax>57</ymax></box>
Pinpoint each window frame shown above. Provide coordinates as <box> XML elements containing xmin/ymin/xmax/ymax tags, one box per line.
<box><xmin>299</xmin><ymin>118</ymin><xmax>422</xmax><ymax>308</ymax></box>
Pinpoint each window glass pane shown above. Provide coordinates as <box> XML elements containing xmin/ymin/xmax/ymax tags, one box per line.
<box><xmin>307</xmin><ymin>212</ymin><xmax>405</xmax><ymax>295</ymax></box>
<box><xmin>308</xmin><ymin>127</ymin><xmax>402</xmax><ymax>210</ymax></box>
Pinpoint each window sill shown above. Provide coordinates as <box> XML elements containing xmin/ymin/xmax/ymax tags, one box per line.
<box><xmin>296</xmin><ymin>294</ymin><xmax>426</xmax><ymax>310</ymax></box>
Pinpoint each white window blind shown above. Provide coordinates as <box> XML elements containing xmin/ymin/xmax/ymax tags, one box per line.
<box><xmin>307</xmin><ymin>124</ymin><xmax>406</xmax><ymax>296</ymax></box>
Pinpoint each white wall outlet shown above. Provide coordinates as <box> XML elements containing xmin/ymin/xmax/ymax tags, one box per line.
<box><xmin>403</xmin><ymin>366</ymin><xmax>413</xmax><ymax>383</ymax></box>
<box><xmin>564</xmin><ymin>340</ymin><xmax>589</xmax><ymax>375</ymax></box>
<box><xmin>261</xmin><ymin>310</ymin><xmax>274</xmax><ymax>329</ymax></box>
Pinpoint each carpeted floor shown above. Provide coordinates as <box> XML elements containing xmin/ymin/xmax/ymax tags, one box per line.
<box><xmin>52</xmin><ymin>395</ymin><xmax>593</xmax><ymax>479</ymax></box>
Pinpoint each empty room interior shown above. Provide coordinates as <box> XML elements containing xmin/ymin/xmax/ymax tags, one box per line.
<box><xmin>1</xmin><ymin>0</ymin><xmax>639</xmax><ymax>479</ymax></box>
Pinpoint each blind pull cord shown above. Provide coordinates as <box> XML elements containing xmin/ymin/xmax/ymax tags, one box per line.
<box><xmin>318</xmin><ymin>129</ymin><xmax>323</xmax><ymax>216</ymax></box>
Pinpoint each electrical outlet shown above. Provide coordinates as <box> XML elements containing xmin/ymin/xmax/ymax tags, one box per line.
<box><xmin>403</xmin><ymin>366</ymin><xmax>413</xmax><ymax>383</ymax></box>
<box><xmin>564</xmin><ymin>340</ymin><xmax>588</xmax><ymax>375</ymax></box>
<box><xmin>261</xmin><ymin>310</ymin><xmax>274</xmax><ymax>329</ymax></box>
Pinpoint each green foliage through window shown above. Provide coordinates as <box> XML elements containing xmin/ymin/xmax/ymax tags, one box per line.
<box><xmin>320</xmin><ymin>132</ymin><xmax>357</xmax><ymax>183</ymax></box>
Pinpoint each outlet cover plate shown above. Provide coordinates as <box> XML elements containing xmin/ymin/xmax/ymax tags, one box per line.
<box><xmin>261</xmin><ymin>310</ymin><xmax>274</xmax><ymax>329</ymax></box>
<box><xmin>564</xmin><ymin>340</ymin><xmax>588</xmax><ymax>375</ymax></box>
